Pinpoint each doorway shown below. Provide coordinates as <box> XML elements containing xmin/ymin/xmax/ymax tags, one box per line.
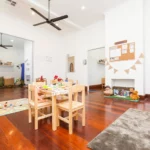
<box><xmin>0</xmin><ymin>33</ymin><xmax>33</xmax><ymax>100</ymax></box>
<box><xmin>87</xmin><ymin>47</ymin><xmax>105</xmax><ymax>92</ymax></box>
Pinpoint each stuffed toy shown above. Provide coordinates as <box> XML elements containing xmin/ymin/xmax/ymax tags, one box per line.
<box><xmin>53</xmin><ymin>75</ymin><xmax>63</xmax><ymax>85</ymax></box>
<box><xmin>104</xmin><ymin>86</ymin><xmax>113</xmax><ymax>96</ymax></box>
<box><xmin>130</xmin><ymin>89</ymin><xmax>140</xmax><ymax>100</ymax></box>
<box><xmin>58</xmin><ymin>78</ymin><xmax>63</xmax><ymax>82</ymax></box>
<box><xmin>54</xmin><ymin>75</ymin><xmax>58</xmax><ymax>80</ymax></box>
<box><xmin>129</xmin><ymin>88</ymin><xmax>134</xmax><ymax>95</ymax></box>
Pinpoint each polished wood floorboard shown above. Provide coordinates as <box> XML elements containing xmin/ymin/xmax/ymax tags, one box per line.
<box><xmin>0</xmin><ymin>87</ymin><xmax>28</xmax><ymax>101</ymax></box>
<box><xmin>0</xmin><ymin>88</ymin><xmax>150</xmax><ymax>150</ymax></box>
<box><xmin>0</xmin><ymin>116</ymin><xmax>35</xmax><ymax>150</ymax></box>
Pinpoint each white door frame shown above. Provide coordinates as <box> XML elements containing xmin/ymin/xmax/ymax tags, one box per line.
<box><xmin>87</xmin><ymin>46</ymin><xmax>105</xmax><ymax>92</ymax></box>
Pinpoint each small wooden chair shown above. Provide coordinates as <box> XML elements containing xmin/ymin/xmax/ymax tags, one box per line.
<box><xmin>50</xmin><ymin>79</ymin><xmax>58</xmax><ymax>84</ymax></box>
<box><xmin>32</xmin><ymin>82</ymin><xmax>51</xmax><ymax>99</ymax></box>
<box><xmin>61</xmin><ymin>81</ymin><xmax>72</xmax><ymax>87</ymax></box>
<box><xmin>56</xmin><ymin>82</ymin><xmax>72</xmax><ymax>102</ymax></box>
<box><xmin>36</xmin><ymin>78</ymin><xmax>47</xmax><ymax>84</ymax></box>
<box><xmin>28</xmin><ymin>84</ymin><xmax>52</xmax><ymax>130</ymax></box>
<box><xmin>68</xmin><ymin>79</ymin><xmax>78</xmax><ymax>85</ymax></box>
<box><xmin>33</xmin><ymin>82</ymin><xmax>46</xmax><ymax>86</ymax></box>
<box><xmin>57</xmin><ymin>85</ymin><xmax>85</xmax><ymax>134</ymax></box>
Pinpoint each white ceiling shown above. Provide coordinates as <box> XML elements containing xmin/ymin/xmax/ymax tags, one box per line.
<box><xmin>24</xmin><ymin>0</ymin><xmax>127</xmax><ymax>28</ymax></box>
<box><xmin>1</xmin><ymin>0</ymin><xmax>127</xmax><ymax>32</ymax></box>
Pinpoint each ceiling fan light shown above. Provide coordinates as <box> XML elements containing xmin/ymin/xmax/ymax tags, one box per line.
<box><xmin>81</xmin><ymin>6</ymin><xmax>86</xmax><ymax>10</ymax></box>
<box><xmin>32</xmin><ymin>11</ymin><xmax>35</xmax><ymax>15</ymax></box>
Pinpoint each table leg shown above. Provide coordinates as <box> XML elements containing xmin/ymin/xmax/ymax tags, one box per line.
<box><xmin>52</xmin><ymin>95</ymin><xmax>57</xmax><ymax>131</ymax></box>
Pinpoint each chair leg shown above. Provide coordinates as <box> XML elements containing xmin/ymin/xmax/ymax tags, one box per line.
<box><xmin>69</xmin><ymin>112</ymin><xmax>73</xmax><ymax>134</ymax></box>
<box><xmin>28</xmin><ymin>106</ymin><xmax>32</xmax><ymax>123</ymax></box>
<box><xmin>74</xmin><ymin>111</ymin><xmax>78</xmax><ymax>121</ymax></box>
<box><xmin>35</xmin><ymin>109</ymin><xmax>38</xmax><ymax>130</ymax></box>
<box><xmin>82</xmin><ymin>107</ymin><xmax>85</xmax><ymax>126</ymax></box>
<box><xmin>57</xmin><ymin>108</ymin><xmax>60</xmax><ymax>127</ymax></box>
<box><xmin>48</xmin><ymin>106</ymin><xmax>52</xmax><ymax>113</ymax></box>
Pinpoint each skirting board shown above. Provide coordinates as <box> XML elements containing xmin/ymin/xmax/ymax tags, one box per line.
<box><xmin>139</xmin><ymin>94</ymin><xmax>150</xmax><ymax>100</ymax></box>
<box><xmin>89</xmin><ymin>84</ymin><xmax>102</xmax><ymax>89</ymax></box>
<box><xmin>85</xmin><ymin>84</ymin><xmax>102</xmax><ymax>92</ymax></box>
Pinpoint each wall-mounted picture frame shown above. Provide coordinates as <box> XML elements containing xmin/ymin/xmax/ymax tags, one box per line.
<box><xmin>68</xmin><ymin>56</ymin><xmax>75</xmax><ymax>72</ymax></box>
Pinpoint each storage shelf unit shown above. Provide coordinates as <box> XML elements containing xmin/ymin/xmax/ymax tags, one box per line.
<box><xmin>97</xmin><ymin>62</ymin><xmax>105</xmax><ymax>65</ymax></box>
<box><xmin>0</xmin><ymin>65</ymin><xmax>14</xmax><ymax>67</ymax></box>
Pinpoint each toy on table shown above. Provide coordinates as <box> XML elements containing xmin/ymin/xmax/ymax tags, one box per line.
<box><xmin>65</xmin><ymin>78</ymin><xmax>68</xmax><ymax>82</ymax></box>
<box><xmin>54</xmin><ymin>75</ymin><xmax>58</xmax><ymax>79</ymax></box>
<box><xmin>43</xmin><ymin>85</ymin><xmax>49</xmax><ymax>89</ymax></box>
<box><xmin>42</xmin><ymin>85</ymin><xmax>52</xmax><ymax>90</ymax></box>
<box><xmin>9</xmin><ymin>104</ymin><xmax>13</xmax><ymax>107</ymax></box>
<box><xmin>104</xmin><ymin>86</ymin><xmax>113</xmax><ymax>96</ymax></box>
<box><xmin>53</xmin><ymin>75</ymin><xmax>63</xmax><ymax>85</ymax></box>
<box><xmin>58</xmin><ymin>78</ymin><xmax>63</xmax><ymax>82</ymax></box>
<box><xmin>129</xmin><ymin>88</ymin><xmax>139</xmax><ymax>100</ymax></box>
<box><xmin>53</xmin><ymin>75</ymin><xmax>58</xmax><ymax>85</ymax></box>
<box><xmin>40</xmin><ymin>75</ymin><xmax>44</xmax><ymax>81</ymax></box>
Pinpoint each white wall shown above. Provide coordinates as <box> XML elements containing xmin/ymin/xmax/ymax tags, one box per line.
<box><xmin>0</xmin><ymin>12</ymin><xmax>66</xmax><ymax>83</ymax></box>
<box><xmin>24</xmin><ymin>41</ymin><xmax>33</xmax><ymax>84</ymax></box>
<box><xmin>0</xmin><ymin>44</ymin><xmax>24</xmax><ymax>81</ymax></box>
<box><xmin>105</xmin><ymin>0</ymin><xmax>144</xmax><ymax>95</ymax></box>
<box><xmin>64</xmin><ymin>21</ymin><xmax>105</xmax><ymax>85</ymax></box>
<box><xmin>144</xmin><ymin>0</ymin><xmax>150</xmax><ymax>94</ymax></box>
<box><xmin>88</xmin><ymin>48</ymin><xmax>105</xmax><ymax>85</ymax></box>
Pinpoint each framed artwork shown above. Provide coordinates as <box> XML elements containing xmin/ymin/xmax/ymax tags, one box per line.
<box><xmin>68</xmin><ymin>56</ymin><xmax>75</xmax><ymax>72</ymax></box>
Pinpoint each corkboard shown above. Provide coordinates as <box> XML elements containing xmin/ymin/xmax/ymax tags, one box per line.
<box><xmin>109</xmin><ymin>42</ymin><xmax>135</xmax><ymax>62</ymax></box>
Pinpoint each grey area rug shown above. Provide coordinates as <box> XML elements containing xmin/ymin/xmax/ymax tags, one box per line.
<box><xmin>88</xmin><ymin>108</ymin><xmax>150</xmax><ymax>150</ymax></box>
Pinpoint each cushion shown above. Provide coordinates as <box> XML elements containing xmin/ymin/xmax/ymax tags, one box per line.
<box><xmin>0</xmin><ymin>76</ymin><xmax>4</xmax><ymax>87</ymax></box>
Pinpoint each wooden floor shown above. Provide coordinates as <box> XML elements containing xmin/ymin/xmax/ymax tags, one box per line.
<box><xmin>0</xmin><ymin>88</ymin><xmax>150</xmax><ymax>150</ymax></box>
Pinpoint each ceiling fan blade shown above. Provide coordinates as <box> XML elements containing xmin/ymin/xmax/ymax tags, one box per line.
<box><xmin>31</xmin><ymin>8</ymin><xmax>47</xmax><ymax>20</ymax></box>
<box><xmin>0</xmin><ymin>45</ymin><xmax>7</xmax><ymax>49</ymax></box>
<box><xmin>33</xmin><ymin>21</ymin><xmax>47</xmax><ymax>26</ymax></box>
<box><xmin>3</xmin><ymin>45</ymin><xmax>13</xmax><ymax>47</ymax></box>
<box><xmin>49</xmin><ymin>22</ymin><xmax>61</xmax><ymax>30</ymax></box>
<box><xmin>51</xmin><ymin>15</ymin><xmax>68</xmax><ymax>22</ymax></box>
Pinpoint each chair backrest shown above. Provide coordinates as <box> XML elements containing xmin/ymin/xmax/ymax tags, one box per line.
<box><xmin>68</xmin><ymin>85</ymin><xmax>85</xmax><ymax>110</ymax></box>
<box><xmin>50</xmin><ymin>80</ymin><xmax>58</xmax><ymax>84</ymax></box>
<box><xmin>61</xmin><ymin>82</ymin><xmax>72</xmax><ymax>87</ymax></box>
<box><xmin>29</xmin><ymin>84</ymin><xmax>44</xmax><ymax>107</ymax></box>
<box><xmin>36</xmin><ymin>78</ymin><xmax>47</xmax><ymax>84</ymax></box>
<box><xmin>28</xmin><ymin>84</ymin><xmax>36</xmax><ymax>107</ymax></box>
<box><xmin>33</xmin><ymin>82</ymin><xmax>46</xmax><ymax>86</ymax></box>
<box><xmin>101</xmin><ymin>78</ymin><xmax>105</xmax><ymax>84</ymax></box>
<box><xmin>68</xmin><ymin>79</ymin><xmax>78</xmax><ymax>85</ymax></box>
<box><xmin>68</xmin><ymin>79</ymin><xmax>73</xmax><ymax>84</ymax></box>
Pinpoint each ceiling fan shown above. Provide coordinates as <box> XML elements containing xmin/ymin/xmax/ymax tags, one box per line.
<box><xmin>31</xmin><ymin>0</ymin><xmax>68</xmax><ymax>31</ymax></box>
<box><xmin>0</xmin><ymin>33</ymin><xmax>13</xmax><ymax>49</ymax></box>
